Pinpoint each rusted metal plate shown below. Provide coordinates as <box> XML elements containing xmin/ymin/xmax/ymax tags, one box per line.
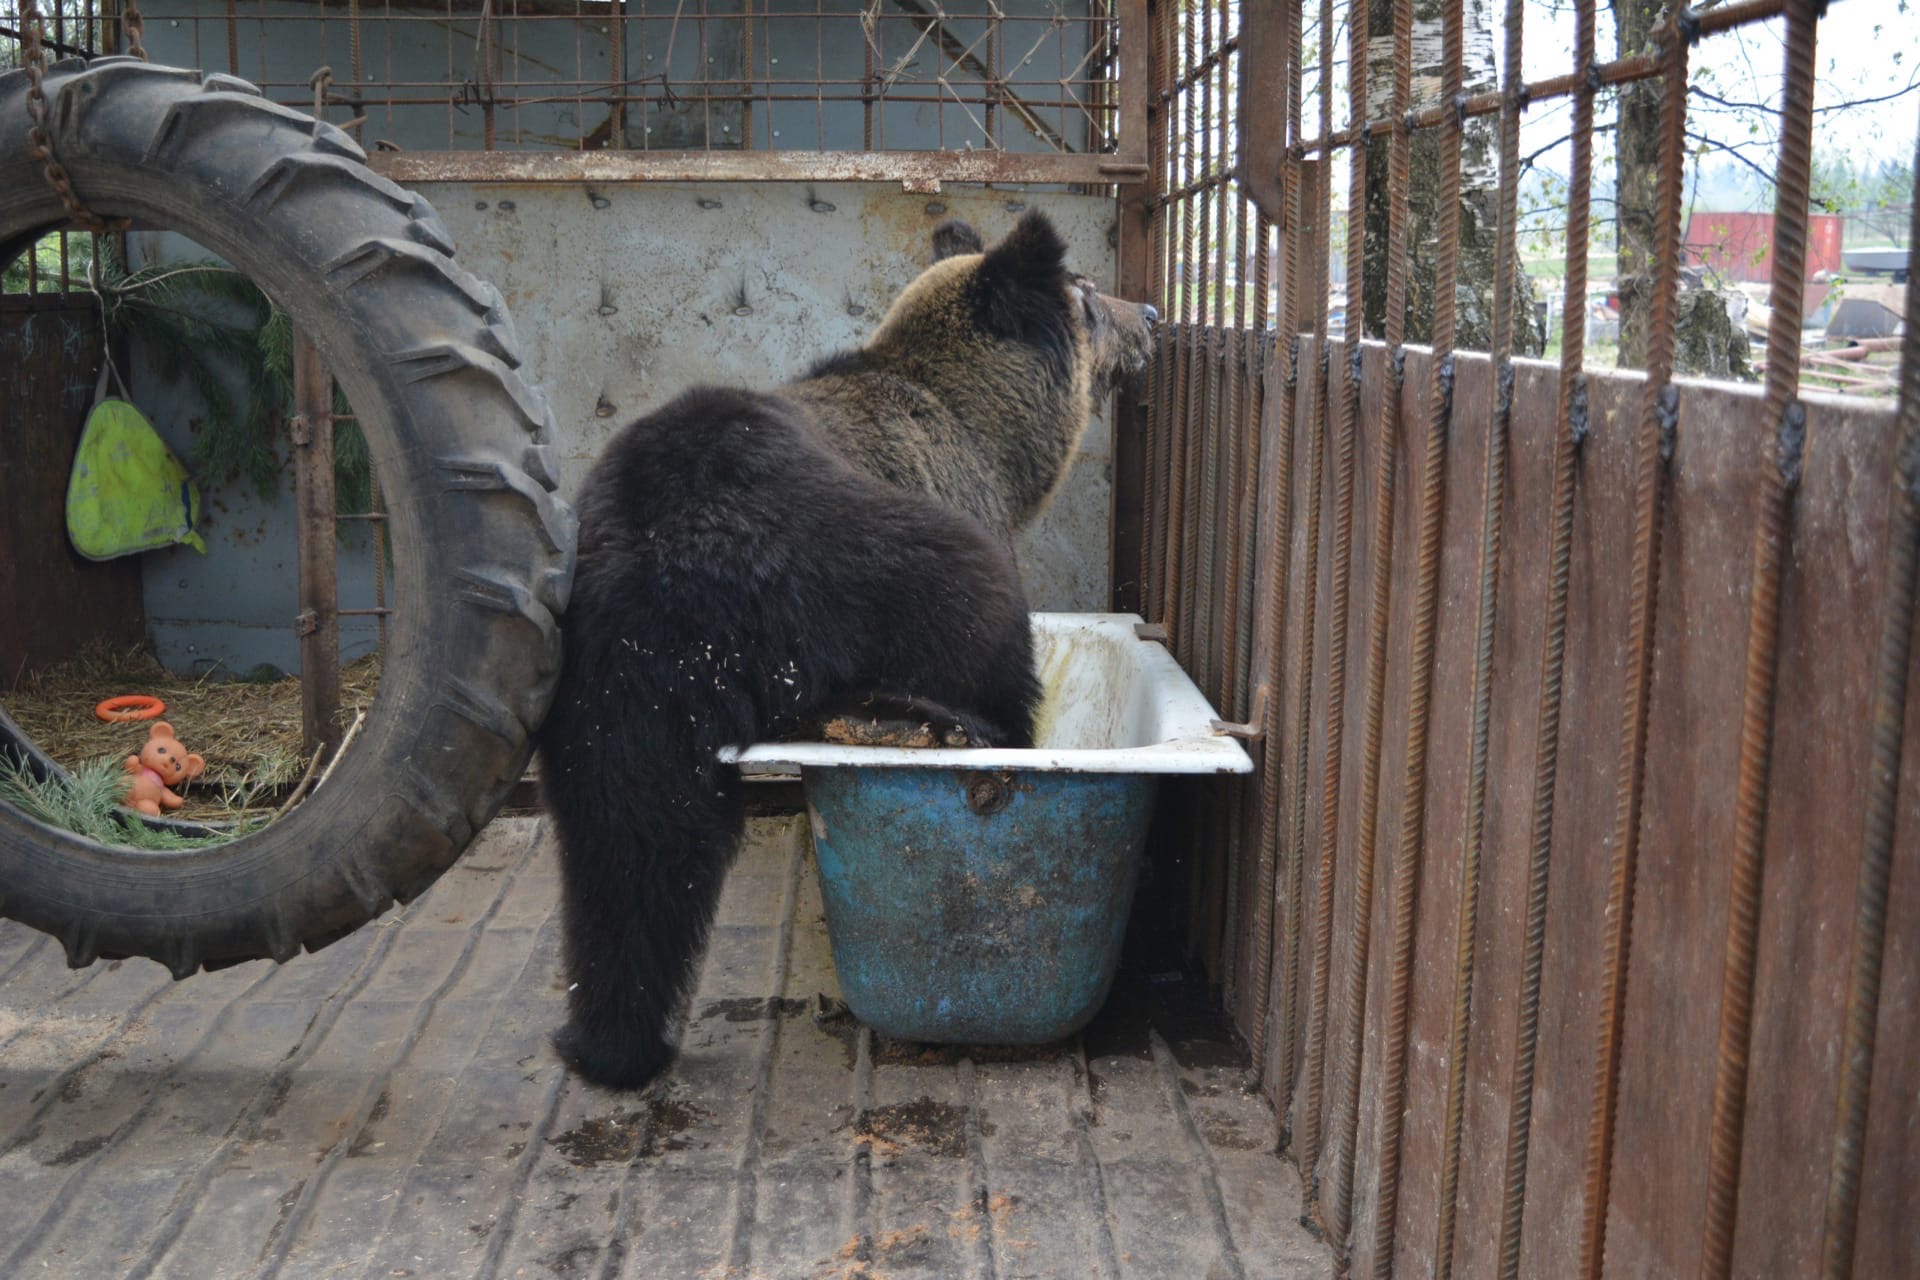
<box><xmin>1233</xmin><ymin>1</ymin><xmax>1286</xmax><ymax>223</ymax></box>
<box><xmin>1857</xmin><ymin>627</ymin><xmax>1920</xmax><ymax>1279</ymax></box>
<box><xmin>0</xmin><ymin>305</ymin><xmax>144</xmax><ymax>677</ymax></box>
<box><xmin>1308</xmin><ymin>337</ymin><xmax>1392</xmax><ymax>1218</ymax></box>
<box><xmin>1331</xmin><ymin>337</ymin><xmax>1422</xmax><ymax>1253</ymax></box>
<box><xmin>1380</xmin><ymin>346</ymin><xmax>1502</xmax><ymax>1279</ymax></box>
<box><xmin>1281</xmin><ymin>338</ymin><xmax>1345</xmax><ymax>1136</ymax></box>
<box><xmin>1275</xmin><ymin>340</ymin><xmax>1331</xmax><ymax>1102</ymax></box>
<box><xmin>1110</xmin><ymin>0</ymin><xmax>1156</xmax><ymax>619</ymax></box>
<box><xmin>1445</xmin><ymin>354</ymin><xmax>1571</xmax><ymax>1280</ymax></box>
<box><xmin>1347</xmin><ymin>339</ymin><xmax>1430</xmax><ymax>1267</ymax></box>
<box><xmin>291</xmin><ymin>333</ymin><xmax>341</xmax><ymax>762</ymax></box>
<box><xmin>369</xmin><ymin>148</ymin><xmax>1144</xmax><ymax>188</ymax></box>
<box><xmin>1729</xmin><ymin>389</ymin><xmax>1903</xmax><ymax>1277</ymax></box>
<box><xmin>1495</xmin><ymin>362</ymin><xmax>1636</xmax><ymax>1278</ymax></box>
<box><xmin>1604</xmin><ymin>377</ymin><xmax>1770</xmax><ymax>1278</ymax></box>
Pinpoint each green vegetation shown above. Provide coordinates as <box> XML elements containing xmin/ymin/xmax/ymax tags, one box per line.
<box><xmin>0</xmin><ymin>753</ymin><xmax>262</xmax><ymax>850</ymax></box>
<box><xmin>3</xmin><ymin>231</ymin><xmax>373</xmax><ymax>514</ymax></box>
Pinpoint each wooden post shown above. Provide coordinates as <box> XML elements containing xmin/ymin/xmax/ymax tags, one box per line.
<box><xmin>292</xmin><ymin>330</ymin><xmax>342</xmax><ymax>763</ymax></box>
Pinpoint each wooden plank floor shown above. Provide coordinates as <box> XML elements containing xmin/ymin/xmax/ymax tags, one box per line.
<box><xmin>0</xmin><ymin>814</ymin><xmax>1330</xmax><ymax>1279</ymax></box>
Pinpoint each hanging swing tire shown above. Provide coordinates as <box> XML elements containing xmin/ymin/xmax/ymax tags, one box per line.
<box><xmin>0</xmin><ymin>58</ymin><xmax>575</xmax><ymax>975</ymax></box>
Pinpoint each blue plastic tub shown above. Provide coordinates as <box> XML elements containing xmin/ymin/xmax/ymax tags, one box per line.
<box><xmin>728</xmin><ymin>613</ymin><xmax>1252</xmax><ymax>1043</ymax></box>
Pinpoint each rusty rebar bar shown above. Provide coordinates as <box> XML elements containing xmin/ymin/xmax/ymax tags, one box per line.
<box><xmin>1199</xmin><ymin>338</ymin><xmax>1229</xmax><ymax>970</ymax></box>
<box><xmin>1276</xmin><ymin>0</ymin><xmax>1337</xmax><ymax>1130</ymax></box>
<box><xmin>1818</xmin><ymin>112</ymin><xmax>1920</xmax><ymax>1280</ymax></box>
<box><xmin>1285</xmin><ymin>1</ymin><xmax>1784</xmax><ymax>160</ymax></box>
<box><xmin>1299</xmin><ymin>0</ymin><xmax>1369</xmax><ymax>1211</ymax></box>
<box><xmin>1190</xmin><ymin>0</ymin><xmax>1221</xmax><ymax>702</ymax></box>
<box><xmin>1161</xmin><ymin>0</ymin><xmax>1200</xmax><ymax>653</ymax></box>
<box><xmin>1329</xmin><ymin>0</ymin><xmax>1414</xmax><ymax>1263</ymax></box>
<box><xmin>292</xmin><ymin>332</ymin><xmax>343</xmax><ymax>763</ymax></box>
<box><xmin>1433</xmin><ymin>0</ymin><xmax>1524</xmax><ymax>1273</ymax></box>
<box><xmin>1372</xmin><ymin>0</ymin><xmax>1467</xmax><ymax>1268</ymax></box>
<box><xmin>1577</xmin><ymin>9</ymin><xmax>1694</xmax><ymax>1277</ymax></box>
<box><xmin>1143</xmin><ymin>0</ymin><xmax>1175</xmax><ymax>624</ymax></box>
<box><xmin>1247</xmin><ymin>0</ymin><xmax>1305</xmax><ymax>1078</ymax></box>
<box><xmin>1207</xmin><ymin>0</ymin><xmax>1246</xmax><ymax>1001</ymax></box>
<box><xmin>1497</xmin><ymin>0</ymin><xmax>1596</xmax><ymax>1273</ymax></box>
<box><xmin>1700</xmin><ymin>3</ymin><xmax>1819</xmax><ymax>1274</ymax></box>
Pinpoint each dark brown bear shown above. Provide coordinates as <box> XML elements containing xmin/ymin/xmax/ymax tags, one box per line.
<box><xmin>534</xmin><ymin>211</ymin><xmax>1156</xmax><ymax>1089</ymax></box>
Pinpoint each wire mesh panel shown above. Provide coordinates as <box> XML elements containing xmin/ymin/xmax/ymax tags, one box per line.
<box><xmin>61</xmin><ymin>0</ymin><xmax>1121</xmax><ymax>159</ymax></box>
<box><xmin>1135</xmin><ymin>1</ymin><xmax>1920</xmax><ymax>1276</ymax></box>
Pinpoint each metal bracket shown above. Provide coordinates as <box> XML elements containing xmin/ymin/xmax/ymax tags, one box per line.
<box><xmin>294</xmin><ymin>609</ymin><xmax>320</xmax><ymax>637</ymax></box>
<box><xmin>1570</xmin><ymin>376</ymin><xmax>1592</xmax><ymax>450</ymax></box>
<box><xmin>1210</xmin><ymin>718</ymin><xmax>1264</xmax><ymax>741</ymax></box>
<box><xmin>1657</xmin><ymin>383</ymin><xmax>1680</xmax><ymax>465</ymax></box>
<box><xmin>1776</xmin><ymin>400</ymin><xmax>1807</xmax><ymax>492</ymax></box>
<box><xmin>290</xmin><ymin>414</ymin><xmax>312</xmax><ymax>447</ymax></box>
<box><xmin>1676</xmin><ymin>4</ymin><xmax>1703</xmax><ymax>46</ymax></box>
<box><xmin>1133</xmin><ymin>622</ymin><xmax>1170</xmax><ymax>643</ymax></box>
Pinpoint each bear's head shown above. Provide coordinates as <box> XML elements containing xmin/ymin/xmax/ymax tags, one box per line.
<box><xmin>136</xmin><ymin>721</ymin><xmax>205</xmax><ymax>787</ymax></box>
<box><xmin>871</xmin><ymin>211</ymin><xmax>1156</xmax><ymax>396</ymax></box>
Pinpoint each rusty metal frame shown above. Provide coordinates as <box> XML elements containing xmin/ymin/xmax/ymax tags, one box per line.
<box><xmin>1137</xmin><ymin>1</ymin><xmax>1918</xmax><ymax>1277</ymax></box>
<box><xmin>370</xmin><ymin>145</ymin><xmax>1145</xmax><ymax>187</ymax></box>
<box><xmin>68</xmin><ymin>0</ymin><xmax>1138</xmax><ymax>168</ymax></box>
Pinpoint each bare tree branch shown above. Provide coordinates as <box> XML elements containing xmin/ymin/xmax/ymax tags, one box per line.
<box><xmin>1688</xmin><ymin>70</ymin><xmax>1920</xmax><ymax>118</ymax></box>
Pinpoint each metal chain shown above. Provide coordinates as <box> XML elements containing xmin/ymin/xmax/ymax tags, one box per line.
<box><xmin>122</xmin><ymin>0</ymin><xmax>148</xmax><ymax>60</ymax></box>
<box><xmin>21</xmin><ymin>0</ymin><xmax>132</xmax><ymax>234</ymax></box>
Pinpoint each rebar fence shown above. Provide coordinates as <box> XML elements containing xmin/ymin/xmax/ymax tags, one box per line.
<box><xmin>1131</xmin><ymin>1</ymin><xmax>1920</xmax><ymax>1276</ymax></box>
<box><xmin>0</xmin><ymin>0</ymin><xmax>1152</xmax><ymax>184</ymax></box>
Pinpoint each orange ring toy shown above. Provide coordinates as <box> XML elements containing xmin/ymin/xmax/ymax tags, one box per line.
<box><xmin>95</xmin><ymin>695</ymin><xmax>167</xmax><ymax>723</ymax></box>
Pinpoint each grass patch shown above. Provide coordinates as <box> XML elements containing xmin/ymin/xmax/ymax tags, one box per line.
<box><xmin>0</xmin><ymin>754</ymin><xmax>262</xmax><ymax>850</ymax></box>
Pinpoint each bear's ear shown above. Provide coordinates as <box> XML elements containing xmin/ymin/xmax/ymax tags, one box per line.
<box><xmin>973</xmin><ymin>211</ymin><xmax>1072</xmax><ymax>346</ymax></box>
<box><xmin>150</xmin><ymin>721</ymin><xmax>175</xmax><ymax>741</ymax></box>
<box><xmin>183</xmin><ymin>753</ymin><xmax>206</xmax><ymax>779</ymax></box>
<box><xmin>980</xmin><ymin>210</ymin><xmax>1069</xmax><ymax>282</ymax></box>
<box><xmin>931</xmin><ymin>218</ymin><xmax>985</xmax><ymax>262</ymax></box>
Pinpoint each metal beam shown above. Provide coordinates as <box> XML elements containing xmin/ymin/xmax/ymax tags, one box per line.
<box><xmin>369</xmin><ymin>146</ymin><xmax>1145</xmax><ymax>187</ymax></box>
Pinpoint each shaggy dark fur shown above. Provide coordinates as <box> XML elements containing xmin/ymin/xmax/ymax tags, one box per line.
<box><xmin>536</xmin><ymin>391</ymin><xmax>1038</xmax><ymax>1087</ymax></box>
<box><xmin>534</xmin><ymin>213</ymin><xmax>1154</xmax><ymax>1090</ymax></box>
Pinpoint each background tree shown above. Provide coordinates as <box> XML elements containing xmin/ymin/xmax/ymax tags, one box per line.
<box><xmin>1360</xmin><ymin>0</ymin><xmax>1544</xmax><ymax>355</ymax></box>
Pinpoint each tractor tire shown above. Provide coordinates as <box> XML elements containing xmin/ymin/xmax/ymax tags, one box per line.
<box><xmin>0</xmin><ymin>57</ymin><xmax>575</xmax><ymax>975</ymax></box>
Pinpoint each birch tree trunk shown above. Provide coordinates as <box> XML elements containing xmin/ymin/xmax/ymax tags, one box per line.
<box><xmin>1361</xmin><ymin>0</ymin><xmax>1541</xmax><ymax>355</ymax></box>
<box><xmin>1613</xmin><ymin>0</ymin><xmax>1664</xmax><ymax>369</ymax></box>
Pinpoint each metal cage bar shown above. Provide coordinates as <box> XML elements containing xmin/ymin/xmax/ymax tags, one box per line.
<box><xmin>1135</xmin><ymin>0</ymin><xmax>1919</xmax><ymax>1276</ymax></box>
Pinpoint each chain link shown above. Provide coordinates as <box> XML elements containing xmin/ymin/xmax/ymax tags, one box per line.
<box><xmin>20</xmin><ymin>0</ymin><xmax>132</xmax><ymax>235</ymax></box>
<box><xmin>122</xmin><ymin>0</ymin><xmax>148</xmax><ymax>60</ymax></box>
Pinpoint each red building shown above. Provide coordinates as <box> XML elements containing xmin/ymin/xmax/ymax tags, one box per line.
<box><xmin>1682</xmin><ymin>210</ymin><xmax>1845</xmax><ymax>282</ymax></box>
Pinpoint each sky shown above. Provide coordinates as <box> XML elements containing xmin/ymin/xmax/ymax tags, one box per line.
<box><xmin>1514</xmin><ymin>0</ymin><xmax>1920</xmax><ymax>174</ymax></box>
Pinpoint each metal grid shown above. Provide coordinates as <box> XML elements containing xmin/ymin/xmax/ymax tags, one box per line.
<box><xmin>82</xmin><ymin>0</ymin><xmax>1128</xmax><ymax>172</ymax></box>
<box><xmin>0</xmin><ymin>1</ymin><xmax>101</xmax><ymax>300</ymax></box>
<box><xmin>1129</xmin><ymin>1</ymin><xmax>1920</xmax><ymax>1276</ymax></box>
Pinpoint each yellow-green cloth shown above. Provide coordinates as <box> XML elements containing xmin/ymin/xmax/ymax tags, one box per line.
<box><xmin>66</xmin><ymin>397</ymin><xmax>207</xmax><ymax>560</ymax></box>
